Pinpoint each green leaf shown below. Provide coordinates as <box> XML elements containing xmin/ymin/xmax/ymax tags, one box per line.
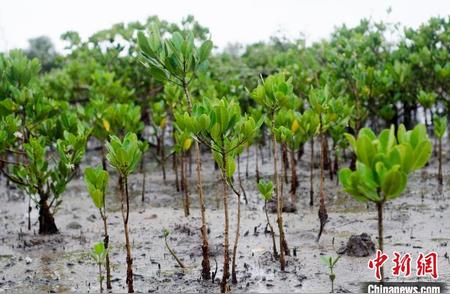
<box><xmin>411</xmin><ymin>140</ymin><xmax>432</xmax><ymax>171</ymax></box>
<box><xmin>355</xmin><ymin>135</ymin><xmax>375</xmax><ymax>167</ymax></box>
<box><xmin>198</xmin><ymin>40</ymin><xmax>213</xmax><ymax>63</ymax></box>
<box><xmin>381</xmin><ymin>170</ymin><xmax>407</xmax><ymax>200</ymax></box>
<box><xmin>226</xmin><ymin>157</ymin><xmax>236</xmax><ymax>178</ymax></box>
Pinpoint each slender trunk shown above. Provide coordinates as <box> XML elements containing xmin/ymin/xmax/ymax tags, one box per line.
<box><xmin>38</xmin><ymin>195</ymin><xmax>58</xmax><ymax>235</ymax></box>
<box><xmin>102</xmin><ymin>215</ymin><xmax>112</xmax><ymax>290</ymax></box>
<box><xmin>255</xmin><ymin>146</ymin><xmax>260</xmax><ymax>183</ymax></box>
<box><xmin>181</xmin><ymin>153</ymin><xmax>190</xmax><ymax>217</ymax></box>
<box><xmin>317</xmin><ymin>124</ymin><xmax>328</xmax><ymax>242</ymax></box>
<box><xmin>377</xmin><ymin>202</ymin><xmax>384</xmax><ymax>282</ymax></box>
<box><xmin>309</xmin><ymin>139</ymin><xmax>314</xmax><ymax>207</ymax></box>
<box><xmin>231</xmin><ymin>190</ymin><xmax>241</xmax><ymax>284</ymax></box>
<box><xmin>182</xmin><ymin>82</ymin><xmax>210</xmax><ymax>280</ymax></box>
<box><xmin>195</xmin><ymin>140</ymin><xmax>211</xmax><ymax>280</ymax></box>
<box><xmin>165</xmin><ymin>237</ymin><xmax>186</xmax><ymax>268</ymax></box>
<box><xmin>438</xmin><ymin>138</ymin><xmax>443</xmax><ymax>185</ymax></box>
<box><xmin>272</xmin><ymin>114</ymin><xmax>287</xmax><ymax>271</ymax></box>
<box><xmin>289</xmin><ymin>148</ymin><xmax>298</xmax><ymax>207</ymax></box>
<box><xmin>264</xmin><ymin>201</ymin><xmax>278</xmax><ymax>258</ymax></box>
<box><xmin>121</xmin><ymin>176</ymin><xmax>134</xmax><ymax>293</ymax></box>
<box><xmin>237</xmin><ymin>155</ymin><xmax>248</xmax><ymax>205</ymax></box>
<box><xmin>220</xmin><ymin>149</ymin><xmax>230</xmax><ymax>293</ymax></box>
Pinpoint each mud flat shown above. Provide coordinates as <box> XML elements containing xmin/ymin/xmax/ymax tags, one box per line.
<box><xmin>0</xmin><ymin>145</ymin><xmax>449</xmax><ymax>293</ymax></box>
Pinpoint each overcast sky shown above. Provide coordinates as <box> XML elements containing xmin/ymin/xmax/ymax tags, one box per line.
<box><xmin>0</xmin><ymin>0</ymin><xmax>449</xmax><ymax>52</ymax></box>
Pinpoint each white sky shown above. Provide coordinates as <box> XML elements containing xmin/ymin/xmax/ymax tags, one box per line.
<box><xmin>0</xmin><ymin>0</ymin><xmax>449</xmax><ymax>52</ymax></box>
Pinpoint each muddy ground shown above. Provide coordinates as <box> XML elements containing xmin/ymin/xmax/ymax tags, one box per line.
<box><xmin>0</xmin><ymin>142</ymin><xmax>449</xmax><ymax>293</ymax></box>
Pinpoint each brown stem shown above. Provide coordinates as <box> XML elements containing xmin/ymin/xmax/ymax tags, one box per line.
<box><xmin>195</xmin><ymin>140</ymin><xmax>211</xmax><ymax>280</ymax></box>
<box><xmin>272</xmin><ymin>114</ymin><xmax>287</xmax><ymax>271</ymax></box>
<box><xmin>289</xmin><ymin>148</ymin><xmax>298</xmax><ymax>207</ymax></box>
<box><xmin>183</xmin><ymin>82</ymin><xmax>210</xmax><ymax>279</ymax></box>
<box><xmin>220</xmin><ymin>150</ymin><xmax>230</xmax><ymax>293</ymax></box>
<box><xmin>264</xmin><ymin>201</ymin><xmax>278</xmax><ymax>258</ymax></box>
<box><xmin>38</xmin><ymin>194</ymin><xmax>58</xmax><ymax>235</ymax></box>
<box><xmin>102</xmin><ymin>215</ymin><xmax>112</xmax><ymax>290</ymax></box>
<box><xmin>121</xmin><ymin>176</ymin><xmax>134</xmax><ymax>293</ymax></box>
<box><xmin>237</xmin><ymin>155</ymin><xmax>248</xmax><ymax>205</ymax></box>
<box><xmin>231</xmin><ymin>187</ymin><xmax>241</xmax><ymax>284</ymax></box>
<box><xmin>317</xmin><ymin>125</ymin><xmax>328</xmax><ymax>242</ymax></box>
<box><xmin>255</xmin><ymin>146</ymin><xmax>260</xmax><ymax>183</ymax></box>
<box><xmin>165</xmin><ymin>236</ymin><xmax>186</xmax><ymax>269</ymax></box>
<box><xmin>181</xmin><ymin>152</ymin><xmax>190</xmax><ymax>217</ymax></box>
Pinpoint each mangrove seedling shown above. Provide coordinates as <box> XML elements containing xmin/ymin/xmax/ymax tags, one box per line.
<box><xmin>176</xmin><ymin>97</ymin><xmax>261</xmax><ymax>291</ymax></box>
<box><xmin>90</xmin><ymin>242</ymin><xmax>107</xmax><ymax>294</ymax></box>
<box><xmin>84</xmin><ymin>165</ymin><xmax>112</xmax><ymax>290</ymax></box>
<box><xmin>257</xmin><ymin>179</ymin><xmax>278</xmax><ymax>258</ymax></box>
<box><xmin>433</xmin><ymin>115</ymin><xmax>447</xmax><ymax>185</ymax></box>
<box><xmin>320</xmin><ymin>255</ymin><xmax>340</xmax><ymax>293</ymax></box>
<box><xmin>106</xmin><ymin>132</ymin><xmax>143</xmax><ymax>293</ymax></box>
<box><xmin>138</xmin><ymin>24</ymin><xmax>213</xmax><ymax>280</ymax></box>
<box><xmin>309</xmin><ymin>87</ymin><xmax>352</xmax><ymax>241</ymax></box>
<box><xmin>163</xmin><ymin>228</ymin><xmax>186</xmax><ymax>269</ymax></box>
<box><xmin>339</xmin><ymin>124</ymin><xmax>432</xmax><ymax>281</ymax></box>
<box><xmin>251</xmin><ymin>73</ymin><xmax>296</xmax><ymax>271</ymax></box>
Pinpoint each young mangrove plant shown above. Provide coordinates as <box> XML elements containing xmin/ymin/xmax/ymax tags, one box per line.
<box><xmin>433</xmin><ymin>115</ymin><xmax>447</xmax><ymax>185</ymax></box>
<box><xmin>320</xmin><ymin>255</ymin><xmax>341</xmax><ymax>293</ymax></box>
<box><xmin>257</xmin><ymin>179</ymin><xmax>278</xmax><ymax>258</ymax></box>
<box><xmin>0</xmin><ymin>52</ymin><xmax>89</xmax><ymax>234</ymax></box>
<box><xmin>0</xmin><ymin>117</ymin><xmax>89</xmax><ymax>234</ymax></box>
<box><xmin>84</xmin><ymin>165</ymin><xmax>112</xmax><ymax>290</ymax></box>
<box><xmin>176</xmin><ymin>97</ymin><xmax>261</xmax><ymax>291</ymax></box>
<box><xmin>163</xmin><ymin>228</ymin><xmax>186</xmax><ymax>269</ymax></box>
<box><xmin>90</xmin><ymin>242</ymin><xmax>107</xmax><ymax>293</ymax></box>
<box><xmin>106</xmin><ymin>133</ymin><xmax>143</xmax><ymax>293</ymax></box>
<box><xmin>138</xmin><ymin>24</ymin><xmax>213</xmax><ymax>280</ymax></box>
<box><xmin>308</xmin><ymin>87</ymin><xmax>352</xmax><ymax>241</ymax></box>
<box><xmin>251</xmin><ymin>73</ymin><xmax>296</xmax><ymax>271</ymax></box>
<box><xmin>339</xmin><ymin>124</ymin><xmax>432</xmax><ymax>281</ymax></box>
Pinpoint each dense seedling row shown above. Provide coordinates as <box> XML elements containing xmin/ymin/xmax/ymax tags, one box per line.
<box><xmin>0</xmin><ymin>15</ymin><xmax>448</xmax><ymax>293</ymax></box>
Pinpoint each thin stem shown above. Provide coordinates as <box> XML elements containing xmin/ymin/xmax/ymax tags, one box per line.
<box><xmin>165</xmin><ymin>236</ymin><xmax>186</xmax><ymax>269</ymax></box>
